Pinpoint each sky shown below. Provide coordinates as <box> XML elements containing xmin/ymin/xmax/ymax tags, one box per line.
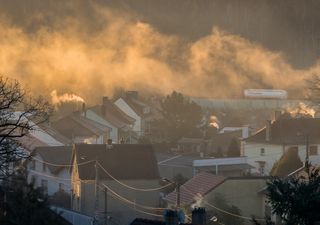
<box><xmin>0</xmin><ymin>0</ymin><xmax>320</xmax><ymax>102</ymax></box>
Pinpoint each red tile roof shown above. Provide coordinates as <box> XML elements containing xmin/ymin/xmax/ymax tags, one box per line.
<box><xmin>165</xmin><ymin>172</ymin><xmax>225</xmax><ymax>206</ymax></box>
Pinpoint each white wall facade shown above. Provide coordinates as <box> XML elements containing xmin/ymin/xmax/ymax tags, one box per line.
<box><xmin>114</xmin><ymin>98</ymin><xmax>142</xmax><ymax>134</ymax></box>
<box><xmin>85</xmin><ymin>110</ymin><xmax>117</xmax><ymax>142</ymax></box>
<box><xmin>242</xmin><ymin>141</ymin><xmax>320</xmax><ymax>175</ymax></box>
<box><xmin>27</xmin><ymin>154</ymin><xmax>71</xmax><ymax>196</ymax></box>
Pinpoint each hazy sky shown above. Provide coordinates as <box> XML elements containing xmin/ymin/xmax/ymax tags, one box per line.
<box><xmin>0</xmin><ymin>0</ymin><xmax>319</xmax><ymax>102</ymax></box>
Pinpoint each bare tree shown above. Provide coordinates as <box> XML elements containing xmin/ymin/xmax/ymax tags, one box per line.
<box><xmin>0</xmin><ymin>76</ymin><xmax>52</xmax><ymax>180</ymax></box>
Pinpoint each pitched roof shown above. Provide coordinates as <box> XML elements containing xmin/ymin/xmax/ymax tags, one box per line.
<box><xmin>15</xmin><ymin>134</ymin><xmax>48</xmax><ymax>152</ymax></box>
<box><xmin>37</xmin><ymin>123</ymin><xmax>72</xmax><ymax>145</ymax></box>
<box><xmin>89</xmin><ymin>102</ymin><xmax>135</xmax><ymax>129</ymax></box>
<box><xmin>52</xmin><ymin>114</ymin><xmax>110</xmax><ymax>139</ymax></box>
<box><xmin>73</xmin><ymin>144</ymin><xmax>160</xmax><ymax>180</ymax></box>
<box><xmin>32</xmin><ymin>146</ymin><xmax>72</xmax><ymax>174</ymax></box>
<box><xmin>245</xmin><ymin>118</ymin><xmax>320</xmax><ymax>145</ymax></box>
<box><xmin>165</xmin><ymin>172</ymin><xmax>226</xmax><ymax>206</ymax></box>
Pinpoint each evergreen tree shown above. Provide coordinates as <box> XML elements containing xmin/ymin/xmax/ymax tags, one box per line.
<box><xmin>271</xmin><ymin>147</ymin><xmax>303</xmax><ymax>177</ymax></box>
<box><xmin>266</xmin><ymin>165</ymin><xmax>320</xmax><ymax>225</ymax></box>
<box><xmin>227</xmin><ymin>138</ymin><xmax>240</xmax><ymax>157</ymax></box>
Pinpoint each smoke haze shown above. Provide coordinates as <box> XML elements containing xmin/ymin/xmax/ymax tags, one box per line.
<box><xmin>0</xmin><ymin>0</ymin><xmax>320</xmax><ymax>102</ymax></box>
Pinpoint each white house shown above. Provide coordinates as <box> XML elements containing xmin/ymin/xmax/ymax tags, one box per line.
<box><xmin>27</xmin><ymin>146</ymin><xmax>72</xmax><ymax>196</ymax></box>
<box><xmin>242</xmin><ymin>118</ymin><xmax>320</xmax><ymax>175</ymax></box>
<box><xmin>114</xmin><ymin>91</ymin><xmax>160</xmax><ymax>136</ymax></box>
<box><xmin>85</xmin><ymin>97</ymin><xmax>136</xmax><ymax>143</ymax></box>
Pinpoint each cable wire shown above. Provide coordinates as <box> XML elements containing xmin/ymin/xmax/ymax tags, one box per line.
<box><xmin>97</xmin><ymin>161</ymin><xmax>172</xmax><ymax>192</ymax></box>
<box><xmin>180</xmin><ymin>186</ymin><xmax>265</xmax><ymax>221</ymax></box>
<box><xmin>30</xmin><ymin>156</ymin><xmax>95</xmax><ymax>167</ymax></box>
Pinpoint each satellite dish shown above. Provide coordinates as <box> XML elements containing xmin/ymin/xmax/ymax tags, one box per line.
<box><xmin>210</xmin><ymin>216</ymin><xmax>218</xmax><ymax>222</ymax></box>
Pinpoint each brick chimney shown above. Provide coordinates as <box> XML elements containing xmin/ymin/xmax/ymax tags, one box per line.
<box><xmin>101</xmin><ymin>96</ymin><xmax>109</xmax><ymax>116</ymax></box>
<box><xmin>164</xmin><ymin>210</ymin><xmax>179</xmax><ymax>225</ymax></box>
<box><xmin>265</xmin><ymin>120</ymin><xmax>272</xmax><ymax>142</ymax></box>
<box><xmin>192</xmin><ymin>208</ymin><xmax>206</xmax><ymax>225</ymax></box>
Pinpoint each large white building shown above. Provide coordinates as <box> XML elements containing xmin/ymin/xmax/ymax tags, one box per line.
<box><xmin>242</xmin><ymin>118</ymin><xmax>320</xmax><ymax>175</ymax></box>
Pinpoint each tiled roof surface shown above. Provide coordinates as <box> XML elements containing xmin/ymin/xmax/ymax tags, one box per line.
<box><xmin>166</xmin><ymin>172</ymin><xmax>225</xmax><ymax>206</ymax></box>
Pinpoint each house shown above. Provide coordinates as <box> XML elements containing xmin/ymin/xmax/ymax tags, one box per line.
<box><xmin>71</xmin><ymin>144</ymin><xmax>162</xmax><ymax>225</ymax></box>
<box><xmin>114</xmin><ymin>91</ymin><xmax>161</xmax><ymax>136</ymax></box>
<box><xmin>193</xmin><ymin>157</ymin><xmax>253</xmax><ymax>177</ymax></box>
<box><xmin>26</xmin><ymin>146</ymin><xmax>72</xmax><ymax>196</ymax></box>
<box><xmin>157</xmin><ymin>153</ymin><xmax>201</xmax><ymax>180</ymax></box>
<box><xmin>166</xmin><ymin>172</ymin><xmax>269</xmax><ymax>221</ymax></box>
<box><xmin>52</xmin><ymin>112</ymin><xmax>111</xmax><ymax>144</ymax></box>
<box><xmin>242</xmin><ymin>118</ymin><xmax>320</xmax><ymax>175</ymax></box>
<box><xmin>85</xmin><ymin>97</ymin><xmax>136</xmax><ymax>143</ymax></box>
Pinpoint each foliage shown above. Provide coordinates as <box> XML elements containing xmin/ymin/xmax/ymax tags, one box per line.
<box><xmin>0</xmin><ymin>169</ymin><xmax>69</xmax><ymax>225</ymax></box>
<box><xmin>227</xmin><ymin>138</ymin><xmax>240</xmax><ymax>157</ymax></box>
<box><xmin>151</xmin><ymin>91</ymin><xmax>203</xmax><ymax>143</ymax></box>
<box><xmin>266</xmin><ymin>164</ymin><xmax>320</xmax><ymax>225</ymax></box>
<box><xmin>208</xmin><ymin>193</ymin><xmax>244</xmax><ymax>225</ymax></box>
<box><xmin>270</xmin><ymin>147</ymin><xmax>303</xmax><ymax>177</ymax></box>
<box><xmin>51</xmin><ymin>190</ymin><xmax>71</xmax><ymax>209</ymax></box>
<box><xmin>0</xmin><ymin>76</ymin><xmax>51</xmax><ymax>179</ymax></box>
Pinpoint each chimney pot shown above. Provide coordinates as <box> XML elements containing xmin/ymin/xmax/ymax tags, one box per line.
<box><xmin>192</xmin><ymin>207</ymin><xmax>207</xmax><ymax>225</ymax></box>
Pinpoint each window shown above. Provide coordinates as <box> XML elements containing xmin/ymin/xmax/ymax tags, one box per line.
<box><xmin>41</xmin><ymin>179</ymin><xmax>48</xmax><ymax>195</ymax></box>
<box><xmin>42</xmin><ymin>162</ymin><xmax>46</xmax><ymax>172</ymax></box>
<box><xmin>260</xmin><ymin>148</ymin><xmax>265</xmax><ymax>156</ymax></box>
<box><xmin>59</xmin><ymin>183</ymin><xmax>64</xmax><ymax>192</ymax></box>
<box><xmin>309</xmin><ymin>146</ymin><xmax>318</xmax><ymax>156</ymax></box>
<box><xmin>31</xmin><ymin>175</ymin><xmax>36</xmax><ymax>184</ymax></box>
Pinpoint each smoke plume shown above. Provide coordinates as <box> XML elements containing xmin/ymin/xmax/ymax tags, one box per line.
<box><xmin>50</xmin><ymin>90</ymin><xmax>85</xmax><ymax>105</ymax></box>
<box><xmin>0</xmin><ymin>2</ymin><xmax>320</xmax><ymax>103</ymax></box>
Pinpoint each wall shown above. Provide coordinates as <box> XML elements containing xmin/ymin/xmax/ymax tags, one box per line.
<box><xmin>243</xmin><ymin>142</ymin><xmax>320</xmax><ymax>175</ymax></box>
<box><xmin>27</xmin><ymin>154</ymin><xmax>71</xmax><ymax>196</ymax></box>
<box><xmin>85</xmin><ymin>110</ymin><xmax>118</xmax><ymax>143</ymax></box>
<box><xmin>204</xmin><ymin>178</ymin><xmax>267</xmax><ymax>219</ymax></box>
<box><xmin>114</xmin><ymin>98</ymin><xmax>142</xmax><ymax>134</ymax></box>
<box><xmin>79</xmin><ymin>179</ymin><xmax>162</xmax><ymax>225</ymax></box>
<box><xmin>158</xmin><ymin>164</ymin><xmax>193</xmax><ymax>180</ymax></box>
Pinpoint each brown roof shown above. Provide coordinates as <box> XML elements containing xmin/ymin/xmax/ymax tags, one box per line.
<box><xmin>90</xmin><ymin>101</ymin><xmax>135</xmax><ymax>129</ymax></box>
<box><xmin>165</xmin><ymin>172</ymin><xmax>226</xmax><ymax>206</ymax></box>
<box><xmin>31</xmin><ymin>146</ymin><xmax>72</xmax><ymax>174</ymax></box>
<box><xmin>52</xmin><ymin>114</ymin><xmax>110</xmax><ymax>139</ymax></box>
<box><xmin>245</xmin><ymin>118</ymin><xmax>320</xmax><ymax>145</ymax></box>
<box><xmin>73</xmin><ymin>144</ymin><xmax>160</xmax><ymax>180</ymax></box>
<box><xmin>15</xmin><ymin>134</ymin><xmax>48</xmax><ymax>152</ymax></box>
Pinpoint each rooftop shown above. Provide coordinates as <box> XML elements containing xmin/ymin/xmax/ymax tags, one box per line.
<box><xmin>245</xmin><ymin>118</ymin><xmax>320</xmax><ymax>144</ymax></box>
<box><xmin>73</xmin><ymin>144</ymin><xmax>160</xmax><ymax>180</ymax></box>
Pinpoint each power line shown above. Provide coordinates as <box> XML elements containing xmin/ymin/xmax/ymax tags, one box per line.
<box><xmin>180</xmin><ymin>186</ymin><xmax>265</xmax><ymax>221</ymax></box>
<box><xmin>97</xmin><ymin>161</ymin><xmax>173</xmax><ymax>192</ymax></box>
<box><xmin>30</xmin><ymin>156</ymin><xmax>95</xmax><ymax>167</ymax></box>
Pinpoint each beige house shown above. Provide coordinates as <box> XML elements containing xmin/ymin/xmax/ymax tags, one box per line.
<box><xmin>166</xmin><ymin>172</ymin><xmax>269</xmax><ymax>221</ymax></box>
<box><xmin>71</xmin><ymin>144</ymin><xmax>162</xmax><ymax>225</ymax></box>
<box><xmin>242</xmin><ymin>118</ymin><xmax>320</xmax><ymax>175</ymax></box>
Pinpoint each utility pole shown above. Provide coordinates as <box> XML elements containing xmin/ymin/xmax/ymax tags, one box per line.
<box><xmin>104</xmin><ymin>187</ymin><xmax>108</xmax><ymax>225</ymax></box>
<box><xmin>94</xmin><ymin>160</ymin><xmax>99</xmax><ymax>225</ymax></box>
<box><xmin>176</xmin><ymin>182</ymin><xmax>180</xmax><ymax>209</ymax></box>
<box><xmin>305</xmin><ymin>135</ymin><xmax>310</xmax><ymax>173</ymax></box>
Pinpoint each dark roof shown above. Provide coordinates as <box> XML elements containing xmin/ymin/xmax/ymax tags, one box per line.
<box><xmin>209</xmin><ymin>130</ymin><xmax>242</xmax><ymax>151</ymax></box>
<box><xmin>73</xmin><ymin>144</ymin><xmax>160</xmax><ymax>180</ymax></box>
<box><xmin>89</xmin><ymin>101</ymin><xmax>135</xmax><ymax>129</ymax></box>
<box><xmin>52</xmin><ymin>114</ymin><xmax>110</xmax><ymax>139</ymax></box>
<box><xmin>121</xmin><ymin>96</ymin><xmax>145</xmax><ymax>116</ymax></box>
<box><xmin>245</xmin><ymin>118</ymin><xmax>320</xmax><ymax>144</ymax></box>
<box><xmin>32</xmin><ymin>146</ymin><xmax>72</xmax><ymax>174</ymax></box>
<box><xmin>157</xmin><ymin>153</ymin><xmax>202</xmax><ymax>167</ymax></box>
<box><xmin>130</xmin><ymin>218</ymin><xmax>165</xmax><ymax>225</ymax></box>
<box><xmin>37</xmin><ymin>123</ymin><xmax>72</xmax><ymax>145</ymax></box>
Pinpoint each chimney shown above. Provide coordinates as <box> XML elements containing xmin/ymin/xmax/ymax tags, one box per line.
<box><xmin>274</xmin><ymin>110</ymin><xmax>282</xmax><ymax>121</ymax></box>
<box><xmin>82</xmin><ymin>103</ymin><xmax>86</xmax><ymax>117</ymax></box>
<box><xmin>164</xmin><ymin>210</ymin><xmax>179</xmax><ymax>225</ymax></box>
<box><xmin>192</xmin><ymin>208</ymin><xmax>207</xmax><ymax>225</ymax></box>
<box><xmin>265</xmin><ymin>120</ymin><xmax>272</xmax><ymax>142</ymax></box>
<box><xmin>106</xmin><ymin>139</ymin><xmax>113</xmax><ymax>150</ymax></box>
<box><xmin>101</xmin><ymin>96</ymin><xmax>109</xmax><ymax>116</ymax></box>
<box><xmin>126</xmin><ymin>91</ymin><xmax>138</xmax><ymax>99</ymax></box>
